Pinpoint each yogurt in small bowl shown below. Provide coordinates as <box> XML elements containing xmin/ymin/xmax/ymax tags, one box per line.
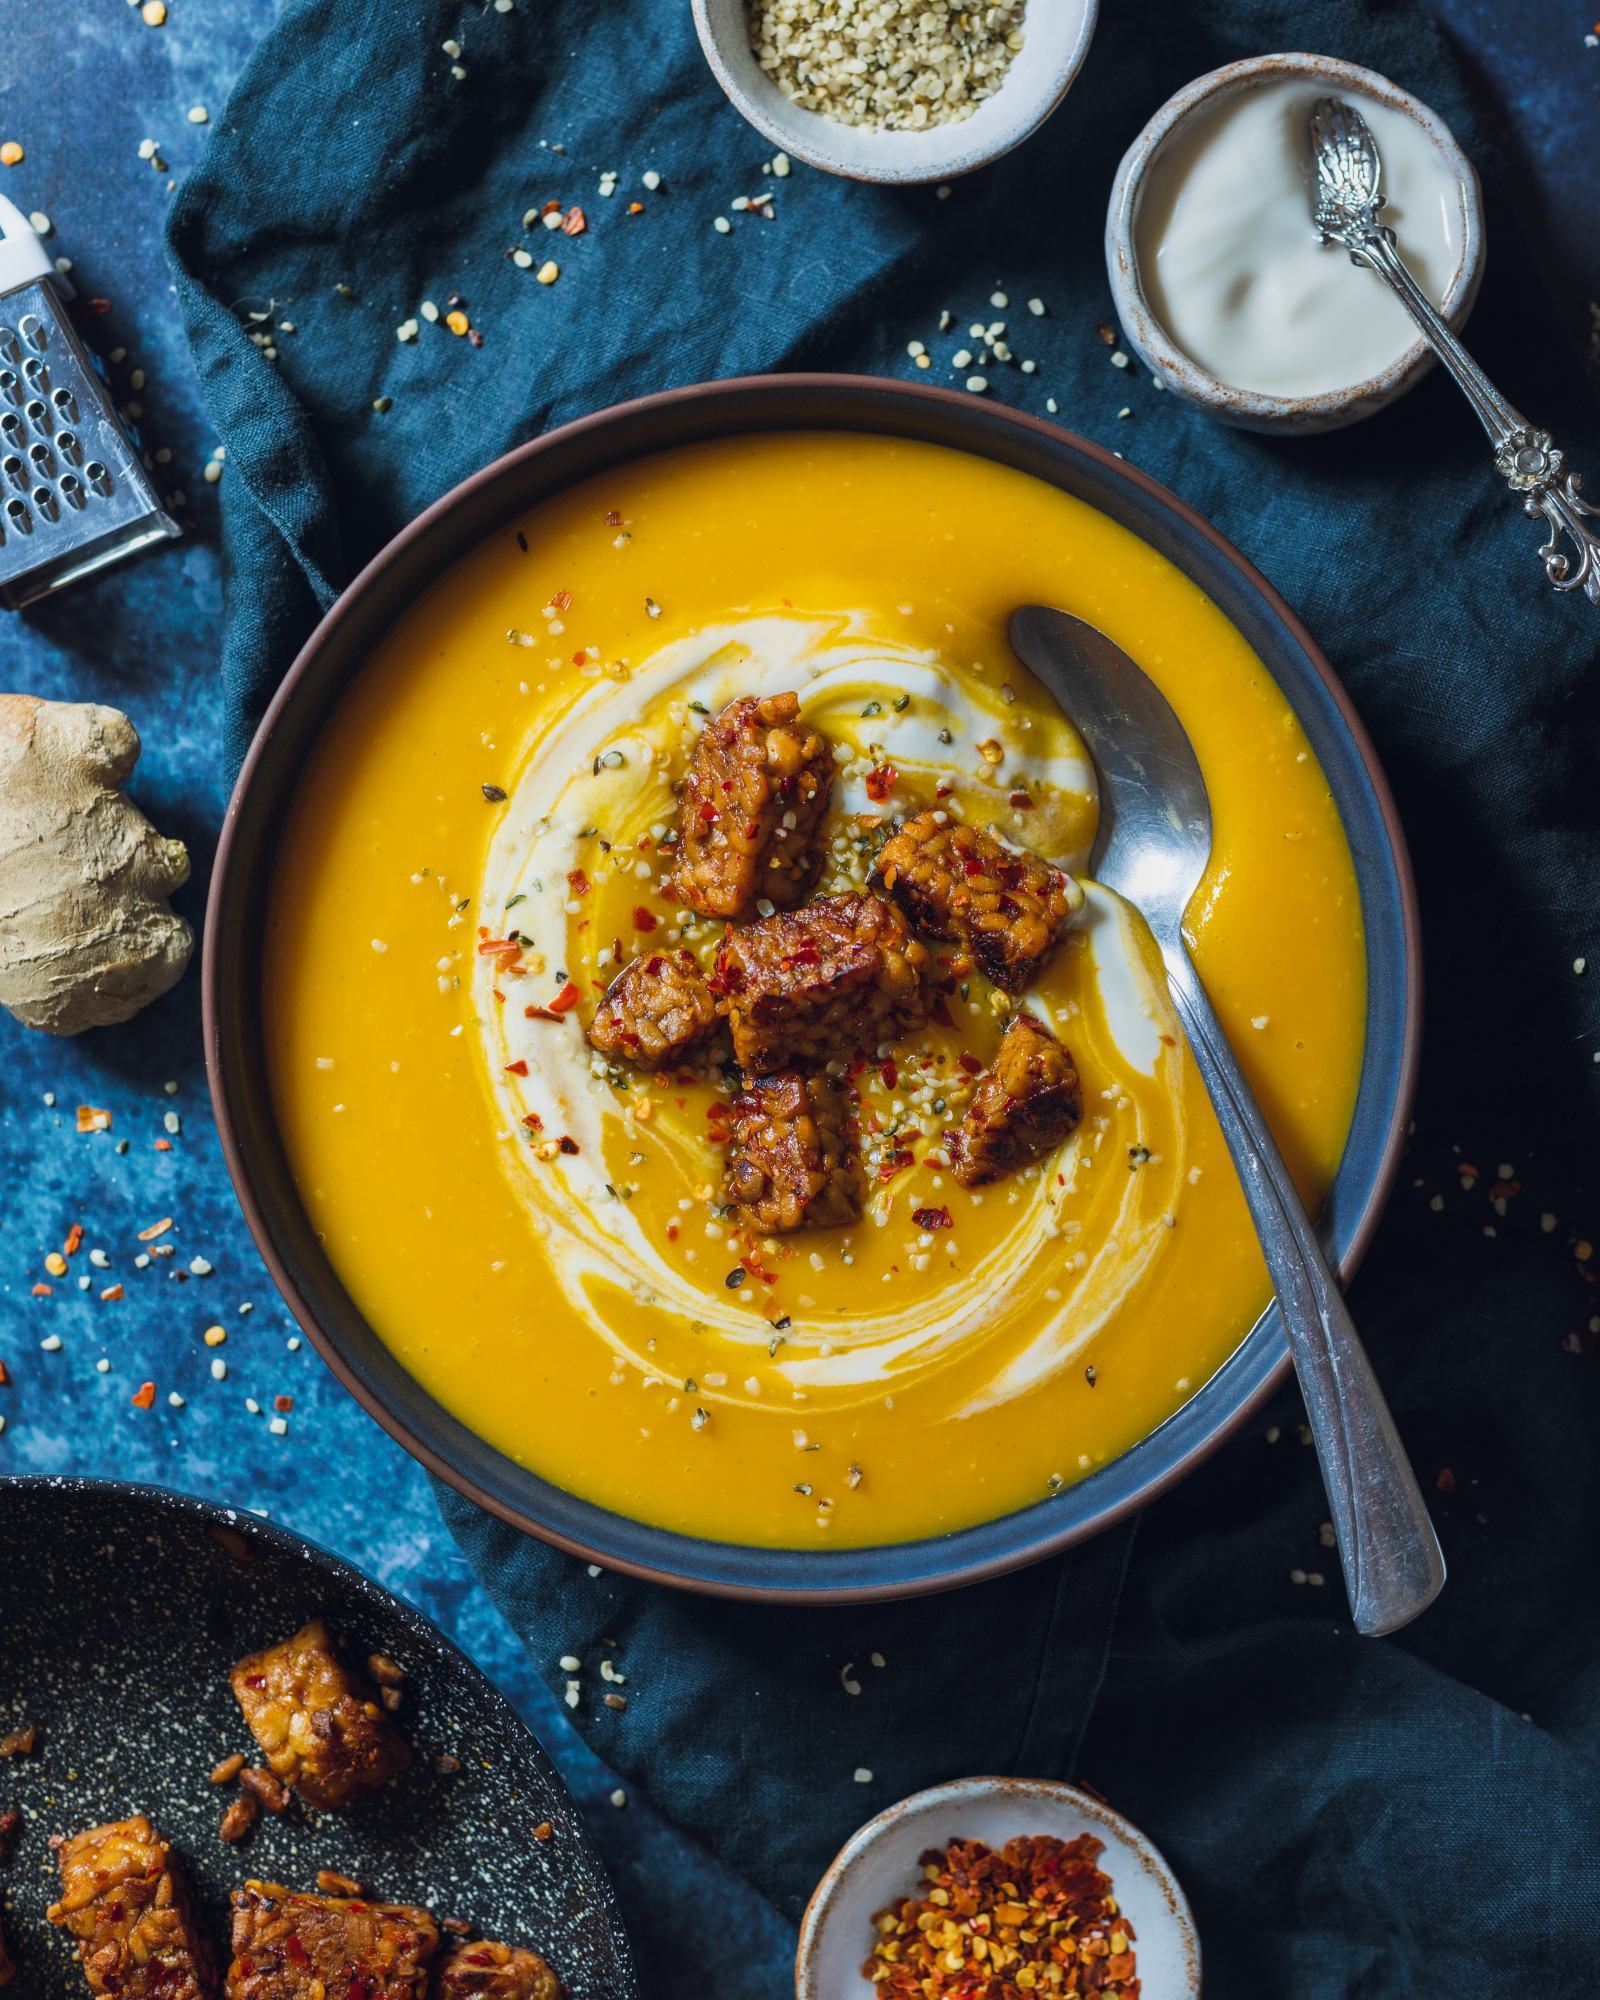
<box><xmin>1106</xmin><ymin>53</ymin><xmax>1484</xmax><ymax>431</ymax></box>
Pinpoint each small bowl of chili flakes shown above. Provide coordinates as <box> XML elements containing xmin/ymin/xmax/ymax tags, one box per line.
<box><xmin>797</xmin><ymin>1775</ymin><xmax>1198</xmax><ymax>1999</ymax></box>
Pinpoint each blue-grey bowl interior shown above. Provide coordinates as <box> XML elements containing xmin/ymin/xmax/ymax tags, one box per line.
<box><xmin>207</xmin><ymin>375</ymin><xmax>1418</xmax><ymax>1604</ymax></box>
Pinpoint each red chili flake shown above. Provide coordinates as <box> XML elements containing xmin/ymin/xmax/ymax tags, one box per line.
<box><xmin>697</xmin><ymin>801</ymin><xmax>719</xmax><ymax>824</ymax></box>
<box><xmin>548</xmin><ymin>981</ymin><xmax>581</xmax><ymax>1014</ymax></box>
<box><xmin>131</xmin><ymin>1381</ymin><xmax>157</xmax><ymax>1409</ymax></box>
<box><xmin>524</xmin><ymin>1005</ymin><xmax>560</xmax><ymax>1022</ymax></box>
<box><xmin>865</xmin><ymin>1833</ymin><xmax>1134</xmax><ymax>1997</ymax></box>
<box><xmin>605</xmin><ymin>509</ymin><xmax>623</xmax><ymax>526</ymax></box>
<box><xmin>551</xmin><ymin>586</ymin><xmax>573</xmax><ymax>610</ymax></box>
<box><xmin>879</xmin><ymin>1057</ymin><xmax>899</xmax><ymax>1090</ymax></box>
<box><xmin>274</xmin><ymin>1395</ymin><xmax>294</xmax><ymax>1413</ymax></box>
<box><xmin>562</xmin><ymin>206</ymin><xmax>587</xmax><ymax>235</ymax></box>
<box><xmin>100</xmin><ymin>1284</ymin><xmax>124</xmax><ymax>1302</ymax></box>
<box><xmin>958</xmin><ymin>1052</ymin><xmax>983</xmax><ymax>1076</ymax></box>
<box><xmin>504</xmin><ymin>1059</ymin><xmax>530</xmax><ymax>1076</ymax></box>
<box><xmin>1435</xmin><ymin>1467</ymin><xmax>1456</xmax><ymax>1493</ymax></box>
<box><xmin>522</xmin><ymin>1113</ymin><xmax>544</xmax><ymax>1131</ymax></box>
<box><xmin>30</xmin><ymin>1284</ymin><xmax>49</xmax><ymax>1298</ymax></box>
<box><xmin>478</xmin><ymin>935</ymin><xmax>523</xmax><ymax>957</ymax></box>
<box><xmin>557</xmin><ymin>1135</ymin><xmax>580</xmax><ymax>1155</ymax></box>
<box><xmin>632</xmin><ymin>905</ymin><xmax>658</xmax><ymax>931</ymax></box>
<box><xmin>154</xmin><ymin>1139</ymin><xmax>173</xmax><ymax>1152</ymax></box>
<box><xmin>935</xmin><ymin>780</ymin><xmax>954</xmax><ymax>798</ymax></box>
<box><xmin>542</xmin><ymin>199</ymin><xmax>562</xmax><ymax>215</ymax></box>
<box><xmin>1008</xmin><ymin>790</ymin><xmax>1034</xmax><ymax>810</ymax></box>
<box><xmin>63</xmin><ymin>1223</ymin><xmax>83</xmax><ymax>1256</ymax></box>
<box><xmin>877</xmin><ymin>1147</ymin><xmax>916</xmax><ymax>1183</ymax></box>
<box><xmin>628</xmin><ymin>201</ymin><xmax>644</xmax><ymax>214</ymax></box>
<box><xmin>864</xmin><ymin>764</ymin><xmax>898</xmax><ymax>803</ymax></box>
<box><xmin>912</xmin><ymin>1206</ymin><xmax>953</xmax><ymax>1230</ymax></box>
<box><xmin>567</xmin><ymin>868</ymin><xmax>591</xmax><ymax>898</ymax></box>
<box><xmin>962</xmin><ymin>857</ymin><xmax>984</xmax><ymax>878</ymax></box>
<box><xmin>930</xmin><ymin>995</ymin><xmax>954</xmax><ymax>1028</ymax></box>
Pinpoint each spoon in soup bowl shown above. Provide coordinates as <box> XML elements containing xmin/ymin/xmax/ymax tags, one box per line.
<box><xmin>1009</xmin><ymin>604</ymin><xmax>1444</xmax><ymax>1637</ymax></box>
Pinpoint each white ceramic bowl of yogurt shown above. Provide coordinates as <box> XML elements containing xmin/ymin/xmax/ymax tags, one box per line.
<box><xmin>1106</xmin><ymin>53</ymin><xmax>1485</xmax><ymax>432</ymax></box>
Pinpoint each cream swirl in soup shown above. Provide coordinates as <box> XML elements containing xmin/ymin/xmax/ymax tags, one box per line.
<box><xmin>469</xmin><ymin>611</ymin><xmax>1186</xmax><ymax>1425</ymax></box>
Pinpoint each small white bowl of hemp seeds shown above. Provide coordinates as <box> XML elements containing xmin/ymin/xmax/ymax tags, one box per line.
<box><xmin>693</xmin><ymin>0</ymin><xmax>1099</xmax><ymax>184</ymax></box>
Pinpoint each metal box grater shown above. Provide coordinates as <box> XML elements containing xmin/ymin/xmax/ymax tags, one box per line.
<box><xmin>0</xmin><ymin>194</ymin><xmax>179</xmax><ymax>610</ymax></box>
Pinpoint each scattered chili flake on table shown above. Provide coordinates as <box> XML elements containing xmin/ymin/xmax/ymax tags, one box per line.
<box><xmin>864</xmin><ymin>1832</ymin><xmax>1139</xmax><ymax>1997</ymax></box>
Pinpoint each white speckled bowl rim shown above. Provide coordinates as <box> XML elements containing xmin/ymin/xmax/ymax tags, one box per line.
<box><xmin>692</xmin><ymin>0</ymin><xmax>1098</xmax><ymax>184</ymax></box>
<box><xmin>796</xmin><ymin>1775</ymin><xmax>1200</xmax><ymax>1999</ymax></box>
<box><xmin>1106</xmin><ymin>52</ymin><xmax>1485</xmax><ymax>432</ymax></box>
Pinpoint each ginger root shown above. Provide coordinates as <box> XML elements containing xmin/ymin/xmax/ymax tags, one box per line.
<box><xmin>0</xmin><ymin>694</ymin><xmax>193</xmax><ymax>1034</ymax></box>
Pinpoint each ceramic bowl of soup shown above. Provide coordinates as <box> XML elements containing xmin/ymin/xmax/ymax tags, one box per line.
<box><xmin>206</xmin><ymin>376</ymin><xmax>1419</xmax><ymax>1601</ymax></box>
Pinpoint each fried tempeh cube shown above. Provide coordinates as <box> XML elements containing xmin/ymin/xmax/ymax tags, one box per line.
<box><xmin>587</xmin><ymin>948</ymin><xmax>720</xmax><ymax>1066</ymax></box>
<box><xmin>226</xmin><ymin>1882</ymin><xmax>437</xmax><ymax>2000</ymax></box>
<box><xmin>725</xmin><ymin>1070</ymin><xmax>861</xmax><ymax>1232</ymax></box>
<box><xmin>870</xmin><ymin>810</ymin><xmax>1084</xmax><ymax>994</ymax></box>
<box><xmin>230</xmin><ymin>1619</ymin><xmax>410</xmax><ymax>1812</ymax></box>
<box><xmin>671</xmin><ymin>692</ymin><xmax>834</xmax><ymax>920</ymax></box>
<box><xmin>950</xmin><ymin>1012</ymin><xmax>1083</xmax><ymax>1188</ymax></box>
<box><xmin>434</xmin><ymin>1940</ymin><xmax>561</xmax><ymax>2000</ymax></box>
<box><xmin>47</xmin><ymin>1815</ymin><xmax>217</xmax><ymax>2000</ymax></box>
<box><xmin>713</xmin><ymin>891</ymin><xmax>930</xmax><ymax>1074</ymax></box>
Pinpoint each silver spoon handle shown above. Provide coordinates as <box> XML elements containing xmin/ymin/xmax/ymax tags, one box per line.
<box><xmin>1339</xmin><ymin>228</ymin><xmax>1600</xmax><ymax>603</ymax></box>
<box><xmin>1163</xmin><ymin>943</ymin><xmax>1446</xmax><ymax>1637</ymax></box>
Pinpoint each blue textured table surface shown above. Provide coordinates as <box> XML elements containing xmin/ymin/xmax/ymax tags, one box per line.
<box><xmin>0</xmin><ymin>5</ymin><xmax>1595</xmax><ymax>1996</ymax></box>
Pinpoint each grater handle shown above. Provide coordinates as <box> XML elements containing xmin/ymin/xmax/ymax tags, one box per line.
<box><xmin>0</xmin><ymin>194</ymin><xmax>56</xmax><ymax>298</ymax></box>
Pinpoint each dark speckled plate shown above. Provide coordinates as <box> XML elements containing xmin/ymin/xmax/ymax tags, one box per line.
<box><xmin>0</xmin><ymin>1477</ymin><xmax>636</xmax><ymax>1997</ymax></box>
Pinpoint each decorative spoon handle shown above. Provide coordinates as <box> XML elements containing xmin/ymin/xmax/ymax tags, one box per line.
<box><xmin>1310</xmin><ymin>94</ymin><xmax>1600</xmax><ymax>604</ymax></box>
<box><xmin>1164</xmin><ymin>942</ymin><xmax>1446</xmax><ymax>1638</ymax></box>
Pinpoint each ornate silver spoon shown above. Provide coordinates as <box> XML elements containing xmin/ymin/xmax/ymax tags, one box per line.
<box><xmin>1310</xmin><ymin>94</ymin><xmax>1600</xmax><ymax>604</ymax></box>
<box><xmin>1010</xmin><ymin>603</ymin><xmax>1447</xmax><ymax>1638</ymax></box>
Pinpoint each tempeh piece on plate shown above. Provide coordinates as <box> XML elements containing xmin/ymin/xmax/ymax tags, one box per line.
<box><xmin>587</xmin><ymin>948</ymin><xmax>721</xmax><ymax>1066</ymax></box>
<box><xmin>434</xmin><ymin>1939</ymin><xmax>562</xmax><ymax>2000</ymax></box>
<box><xmin>725</xmin><ymin>1069</ymin><xmax>861</xmax><ymax>1232</ymax></box>
<box><xmin>713</xmin><ymin>891</ymin><xmax>930</xmax><ymax>1074</ymax></box>
<box><xmin>671</xmin><ymin>692</ymin><xmax>834</xmax><ymax>919</ymax></box>
<box><xmin>950</xmin><ymin>1011</ymin><xmax>1083</xmax><ymax>1188</ymax></box>
<box><xmin>230</xmin><ymin>1618</ymin><xmax>410</xmax><ymax>1811</ymax></box>
<box><xmin>47</xmin><ymin>1815</ymin><xmax>217</xmax><ymax>1999</ymax></box>
<box><xmin>225</xmin><ymin>1882</ymin><xmax>437</xmax><ymax>2000</ymax></box>
<box><xmin>870</xmin><ymin>809</ymin><xmax>1084</xmax><ymax>994</ymax></box>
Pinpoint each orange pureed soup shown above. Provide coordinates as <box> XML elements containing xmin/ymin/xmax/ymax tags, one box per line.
<box><xmin>264</xmin><ymin>433</ymin><xmax>1366</xmax><ymax>1547</ymax></box>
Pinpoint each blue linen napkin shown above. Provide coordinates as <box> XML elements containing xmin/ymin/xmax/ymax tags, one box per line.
<box><xmin>169</xmin><ymin>0</ymin><xmax>1600</xmax><ymax>1991</ymax></box>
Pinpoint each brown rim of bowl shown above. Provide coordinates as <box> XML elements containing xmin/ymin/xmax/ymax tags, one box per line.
<box><xmin>204</xmin><ymin>372</ymin><xmax>1422</xmax><ymax>1603</ymax></box>
<box><xmin>1106</xmin><ymin>52</ymin><xmax>1485</xmax><ymax>426</ymax></box>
